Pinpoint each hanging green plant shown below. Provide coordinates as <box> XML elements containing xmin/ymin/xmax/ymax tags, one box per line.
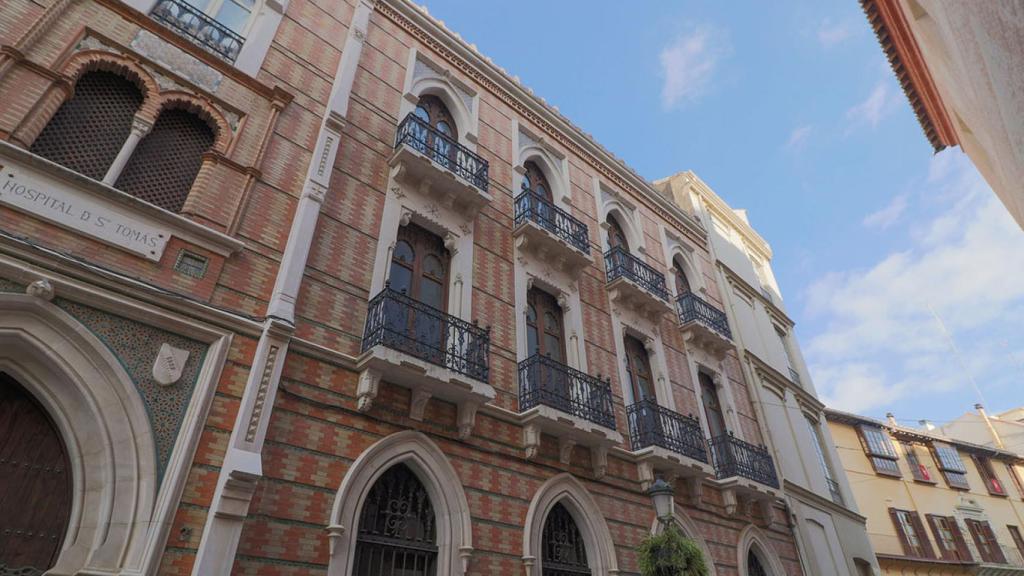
<box><xmin>637</xmin><ymin>523</ymin><xmax>709</xmax><ymax>576</ymax></box>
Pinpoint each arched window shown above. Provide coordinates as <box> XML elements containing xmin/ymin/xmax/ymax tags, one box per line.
<box><xmin>747</xmin><ymin>548</ymin><xmax>770</xmax><ymax>576</ymax></box>
<box><xmin>115</xmin><ymin>107</ymin><xmax>215</xmax><ymax>213</ymax></box>
<box><xmin>542</xmin><ymin>502</ymin><xmax>590</xmax><ymax>575</ymax></box>
<box><xmin>605</xmin><ymin>215</ymin><xmax>628</xmax><ymax>252</ymax></box>
<box><xmin>521</xmin><ymin>161</ymin><xmax>553</xmax><ymax>202</ymax></box>
<box><xmin>413</xmin><ymin>95</ymin><xmax>457</xmax><ymax>167</ymax></box>
<box><xmin>624</xmin><ymin>335</ymin><xmax>655</xmax><ymax>403</ymax></box>
<box><xmin>672</xmin><ymin>260</ymin><xmax>691</xmax><ymax>295</ymax></box>
<box><xmin>0</xmin><ymin>373</ymin><xmax>72</xmax><ymax>573</ymax></box>
<box><xmin>352</xmin><ymin>463</ymin><xmax>437</xmax><ymax>576</ymax></box>
<box><xmin>31</xmin><ymin>70</ymin><xmax>143</xmax><ymax>181</ymax></box>
<box><xmin>526</xmin><ymin>287</ymin><xmax>565</xmax><ymax>362</ymax></box>
<box><xmin>388</xmin><ymin>223</ymin><xmax>451</xmax><ymax>366</ymax></box>
<box><xmin>699</xmin><ymin>372</ymin><xmax>727</xmax><ymax>438</ymax></box>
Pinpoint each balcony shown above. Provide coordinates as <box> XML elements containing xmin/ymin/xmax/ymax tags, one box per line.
<box><xmin>513</xmin><ymin>191</ymin><xmax>591</xmax><ymax>275</ymax></box>
<box><xmin>150</xmin><ymin>0</ymin><xmax>244</xmax><ymax>62</ymax></box>
<box><xmin>676</xmin><ymin>292</ymin><xmax>732</xmax><ymax>359</ymax></box>
<box><xmin>518</xmin><ymin>354</ymin><xmax>621</xmax><ymax>478</ymax></box>
<box><xmin>356</xmin><ymin>286</ymin><xmax>495</xmax><ymax>438</ymax></box>
<box><xmin>709</xmin><ymin>433</ymin><xmax>780</xmax><ymax>521</ymax></box>
<box><xmin>628</xmin><ymin>399</ymin><xmax>715</xmax><ymax>501</ymax></box>
<box><xmin>389</xmin><ymin>113</ymin><xmax>491</xmax><ymax>217</ymax></box>
<box><xmin>604</xmin><ymin>246</ymin><xmax>673</xmax><ymax>321</ymax></box>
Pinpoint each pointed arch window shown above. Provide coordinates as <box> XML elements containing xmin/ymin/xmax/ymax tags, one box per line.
<box><xmin>521</xmin><ymin>161</ymin><xmax>553</xmax><ymax>202</ymax></box>
<box><xmin>605</xmin><ymin>215</ymin><xmax>629</xmax><ymax>252</ymax></box>
<box><xmin>542</xmin><ymin>502</ymin><xmax>590</xmax><ymax>575</ymax></box>
<box><xmin>352</xmin><ymin>463</ymin><xmax>438</xmax><ymax>576</ymax></box>
<box><xmin>672</xmin><ymin>260</ymin><xmax>691</xmax><ymax>295</ymax></box>
<box><xmin>624</xmin><ymin>335</ymin><xmax>655</xmax><ymax>403</ymax></box>
<box><xmin>700</xmin><ymin>372</ymin><xmax>727</xmax><ymax>439</ymax></box>
<box><xmin>526</xmin><ymin>287</ymin><xmax>565</xmax><ymax>362</ymax></box>
<box><xmin>747</xmin><ymin>548</ymin><xmax>770</xmax><ymax>576</ymax></box>
<box><xmin>413</xmin><ymin>95</ymin><xmax>458</xmax><ymax>168</ymax></box>
<box><xmin>31</xmin><ymin>70</ymin><xmax>144</xmax><ymax>181</ymax></box>
<box><xmin>115</xmin><ymin>107</ymin><xmax>215</xmax><ymax>212</ymax></box>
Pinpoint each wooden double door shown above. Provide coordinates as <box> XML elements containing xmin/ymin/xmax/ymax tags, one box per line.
<box><xmin>0</xmin><ymin>373</ymin><xmax>72</xmax><ymax>573</ymax></box>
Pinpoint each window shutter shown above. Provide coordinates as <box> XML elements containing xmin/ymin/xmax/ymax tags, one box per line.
<box><xmin>983</xmin><ymin>522</ymin><xmax>1006</xmax><ymax>563</ymax></box>
<box><xmin>925</xmin><ymin>514</ymin><xmax>954</xmax><ymax>561</ymax></box>
<box><xmin>115</xmin><ymin>108</ymin><xmax>214</xmax><ymax>212</ymax></box>
<box><xmin>950</xmin><ymin>519</ymin><xmax>973</xmax><ymax>562</ymax></box>
<box><xmin>911</xmin><ymin>512</ymin><xmax>936</xmax><ymax>559</ymax></box>
<box><xmin>30</xmin><ymin>70</ymin><xmax>143</xmax><ymax>180</ymax></box>
<box><xmin>890</xmin><ymin>508</ymin><xmax>914</xmax><ymax>557</ymax></box>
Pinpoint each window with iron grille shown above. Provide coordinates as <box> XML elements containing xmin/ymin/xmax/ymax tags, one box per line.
<box><xmin>115</xmin><ymin>108</ymin><xmax>214</xmax><ymax>213</ymax></box>
<box><xmin>931</xmin><ymin>443</ymin><xmax>970</xmax><ymax>490</ymax></box>
<box><xmin>901</xmin><ymin>442</ymin><xmax>935</xmax><ymax>483</ymax></box>
<box><xmin>858</xmin><ymin>425</ymin><xmax>901</xmax><ymax>477</ymax></box>
<box><xmin>30</xmin><ymin>70</ymin><xmax>143</xmax><ymax>181</ymax></box>
<box><xmin>542</xmin><ymin>503</ymin><xmax>590</xmax><ymax>575</ymax></box>
<box><xmin>352</xmin><ymin>463</ymin><xmax>437</xmax><ymax>576</ymax></box>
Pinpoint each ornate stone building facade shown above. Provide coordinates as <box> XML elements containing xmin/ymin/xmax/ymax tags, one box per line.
<box><xmin>0</xmin><ymin>0</ymin><xmax>861</xmax><ymax>574</ymax></box>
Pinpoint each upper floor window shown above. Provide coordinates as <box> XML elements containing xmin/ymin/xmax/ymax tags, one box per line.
<box><xmin>700</xmin><ymin>372</ymin><xmax>727</xmax><ymax>439</ymax></box>
<box><xmin>542</xmin><ymin>503</ymin><xmax>590</xmax><ymax>575</ymax></box>
<box><xmin>526</xmin><ymin>288</ymin><xmax>565</xmax><ymax>363</ymax></box>
<box><xmin>857</xmin><ymin>425</ymin><xmax>900</xmax><ymax>477</ymax></box>
<box><xmin>521</xmin><ymin>160</ymin><xmax>552</xmax><ymax>202</ymax></box>
<box><xmin>623</xmin><ymin>335</ymin><xmax>654</xmax><ymax>404</ymax></box>
<box><xmin>1009</xmin><ymin>525</ymin><xmax>1024</xmax><ymax>560</ymax></box>
<box><xmin>931</xmin><ymin>443</ymin><xmax>970</xmax><ymax>490</ymax></box>
<box><xmin>672</xmin><ymin>260</ymin><xmax>690</xmax><ymax>295</ymax></box>
<box><xmin>806</xmin><ymin>415</ymin><xmax>840</xmax><ymax>502</ymax></box>
<box><xmin>606</xmin><ymin>214</ymin><xmax>629</xmax><ymax>252</ymax></box>
<box><xmin>352</xmin><ymin>463</ymin><xmax>437</xmax><ymax>576</ymax></box>
<box><xmin>1008</xmin><ymin>463</ymin><xmax>1024</xmax><ymax>499</ymax></box>
<box><xmin>411</xmin><ymin>94</ymin><xmax>458</xmax><ymax>168</ymax></box>
<box><xmin>973</xmin><ymin>455</ymin><xmax>1006</xmax><ymax>496</ymax></box>
<box><xmin>901</xmin><ymin>442</ymin><xmax>935</xmax><ymax>483</ymax></box>
<box><xmin>965</xmin><ymin>519</ymin><xmax>1006</xmax><ymax>564</ymax></box>
<box><xmin>389</xmin><ymin>223</ymin><xmax>449</xmax><ymax>310</ymax></box>
<box><xmin>925</xmin><ymin>514</ymin><xmax>971</xmax><ymax>562</ymax></box>
<box><xmin>31</xmin><ymin>70</ymin><xmax>143</xmax><ymax>181</ymax></box>
<box><xmin>150</xmin><ymin>0</ymin><xmax>258</xmax><ymax>62</ymax></box>
<box><xmin>889</xmin><ymin>508</ymin><xmax>935</xmax><ymax>559</ymax></box>
<box><xmin>115</xmin><ymin>107</ymin><xmax>215</xmax><ymax>212</ymax></box>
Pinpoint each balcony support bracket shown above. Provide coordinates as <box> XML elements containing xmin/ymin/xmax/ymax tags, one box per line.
<box><xmin>457</xmin><ymin>401</ymin><xmax>479</xmax><ymax>440</ymax></box>
<box><xmin>356</xmin><ymin>368</ymin><xmax>382</xmax><ymax>413</ymax></box>
<box><xmin>523</xmin><ymin>423</ymin><xmax>542</xmax><ymax>460</ymax></box>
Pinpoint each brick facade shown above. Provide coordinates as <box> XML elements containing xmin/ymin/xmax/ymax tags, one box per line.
<box><xmin>0</xmin><ymin>0</ymin><xmax>806</xmax><ymax>574</ymax></box>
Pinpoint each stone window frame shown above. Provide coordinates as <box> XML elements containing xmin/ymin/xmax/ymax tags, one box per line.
<box><xmin>738</xmin><ymin>525</ymin><xmax>787</xmax><ymax>576</ymax></box>
<box><xmin>648</xmin><ymin>506</ymin><xmax>719</xmax><ymax>576</ymax></box>
<box><xmin>125</xmin><ymin>0</ymin><xmax>286</xmax><ymax>76</ymax></box>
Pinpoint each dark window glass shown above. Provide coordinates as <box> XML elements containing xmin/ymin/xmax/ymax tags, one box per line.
<box><xmin>859</xmin><ymin>425</ymin><xmax>901</xmax><ymax>477</ymax></box>
<box><xmin>902</xmin><ymin>442</ymin><xmax>935</xmax><ymax>483</ymax></box>
<box><xmin>541</xmin><ymin>503</ymin><xmax>590</xmax><ymax>575</ymax></box>
<box><xmin>352</xmin><ymin>463</ymin><xmax>437</xmax><ymax>576</ymax></box>
<box><xmin>700</xmin><ymin>372</ymin><xmax>727</xmax><ymax>439</ymax></box>
<box><xmin>624</xmin><ymin>335</ymin><xmax>655</xmax><ymax>403</ymax></box>
<box><xmin>672</xmin><ymin>260</ymin><xmax>690</xmax><ymax>295</ymax></box>
<box><xmin>526</xmin><ymin>288</ymin><xmax>564</xmax><ymax>361</ymax></box>
<box><xmin>932</xmin><ymin>443</ymin><xmax>970</xmax><ymax>489</ymax></box>
<box><xmin>747</xmin><ymin>549</ymin><xmax>769</xmax><ymax>576</ymax></box>
<box><xmin>606</xmin><ymin>215</ymin><xmax>628</xmax><ymax>252</ymax></box>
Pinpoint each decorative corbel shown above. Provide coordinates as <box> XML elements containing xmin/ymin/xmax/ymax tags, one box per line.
<box><xmin>326</xmin><ymin>524</ymin><xmax>346</xmax><ymax>557</ymax></box>
<box><xmin>681</xmin><ymin>476</ymin><xmax>703</xmax><ymax>506</ymax></box>
<box><xmin>521</xmin><ymin>556</ymin><xmax>536</xmax><ymax>576</ymax></box>
<box><xmin>457</xmin><ymin>401</ymin><xmax>478</xmax><ymax>439</ymax></box>
<box><xmin>356</xmin><ymin>369</ymin><xmax>382</xmax><ymax>412</ymax></box>
<box><xmin>722</xmin><ymin>488</ymin><xmax>739</xmax><ymax>516</ymax></box>
<box><xmin>409</xmin><ymin>389</ymin><xmax>431</xmax><ymax>421</ymax></box>
<box><xmin>399</xmin><ymin>209</ymin><xmax>413</xmax><ymax>227</ymax></box>
<box><xmin>591</xmin><ymin>445</ymin><xmax>608</xmax><ymax>479</ymax></box>
<box><xmin>557</xmin><ymin>291</ymin><xmax>571</xmax><ymax>312</ymax></box>
<box><xmin>523</xmin><ymin>423</ymin><xmax>541</xmax><ymax>459</ymax></box>
<box><xmin>758</xmin><ymin>498</ymin><xmax>774</xmax><ymax>529</ymax></box>
<box><xmin>25</xmin><ymin>279</ymin><xmax>54</xmax><ymax>301</ymax></box>
<box><xmin>637</xmin><ymin>461</ymin><xmax>656</xmax><ymax>491</ymax></box>
<box><xmin>459</xmin><ymin>546</ymin><xmax>474</xmax><ymax>574</ymax></box>
<box><xmin>444</xmin><ymin>231</ymin><xmax>459</xmax><ymax>254</ymax></box>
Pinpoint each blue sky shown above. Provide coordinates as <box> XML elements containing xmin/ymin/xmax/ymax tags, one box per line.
<box><xmin>416</xmin><ymin>1</ymin><xmax>1024</xmax><ymax>425</ymax></box>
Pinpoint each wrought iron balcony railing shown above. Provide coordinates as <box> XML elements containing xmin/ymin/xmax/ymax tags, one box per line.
<box><xmin>604</xmin><ymin>246</ymin><xmax>670</xmax><ymax>302</ymax></box>
<box><xmin>394</xmin><ymin>113</ymin><xmax>489</xmax><ymax>193</ymax></box>
<box><xmin>708</xmin><ymin>433</ymin><xmax>779</xmax><ymax>489</ymax></box>
<box><xmin>362</xmin><ymin>285</ymin><xmax>490</xmax><ymax>383</ymax></box>
<box><xmin>150</xmin><ymin>0</ymin><xmax>245</xmax><ymax>62</ymax></box>
<box><xmin>518</xmin><ymin>354</ymin><xmax>616</xmax><ymax>430</ymax></box>
<box><xmin>627</xmin><ymin>399</ymin><xmax>708</xmax><ymax>463</ymax></box>
<box><xmin>514</xmin><ymin>191</ymin><xmax>590</xmax><ymax>255</ymax></box>
<box><xmin>676</xmin><ymin>291</ymin><xmax>731</xmax><ymax>339</ymax></box>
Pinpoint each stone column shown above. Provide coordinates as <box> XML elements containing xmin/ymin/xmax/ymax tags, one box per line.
<box><xmin>102</xmin><ymin>116</ymin><xmax>153</xmax><ymax>185</ymax></box>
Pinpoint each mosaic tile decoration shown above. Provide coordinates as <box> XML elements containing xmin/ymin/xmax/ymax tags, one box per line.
<box><xmin>54</xmin><ymin>298</ymin><xmax>208</xmax><ymax>486</ymax></box>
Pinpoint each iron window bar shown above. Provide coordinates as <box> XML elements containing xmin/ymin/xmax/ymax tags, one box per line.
<box><xmin>362</xmin><ymin>285</ymin><xmax>490</xmax><ymax>383</ymax></box>
<box><xmin>603</xmin><ymin>246</ymin><xmax>670</xmax><ymax>302</ymax></box>
<box><xmin>675</xmin><ymin>291</ymin><xmax>732</xmax><ymax>339</ymax></box>
<box><xmin>150</xmin><ymin>0</ymin><xmax>245</xmax><ymax>62</ymax></box>
<box><xmin>394</xmin><ymin>113</ymin><xmax>490</xmax><ymax>193</ymax></box>
<box><xmin>518</xmin><ymin>354</ymin><xmax>616</xmax><ymax>430</ymax></box>
<box><xmin>709</xmin><ymin>433</ymin><xmax>779</xmax><ymax>489</ymax></box>
<box><xmin>627</xmin><ymin>398</ymin><xmax>708</xmax><ymax>463</ymax></box>
<box><xmin>513</xmin><ymin>191</ymin><xmax>590</xmax><ymax>255</ymax></box>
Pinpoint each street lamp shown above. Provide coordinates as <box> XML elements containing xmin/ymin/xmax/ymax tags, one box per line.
<box><xmin>647</xmin><ymin>478</ymin><xmax>675</xmax><ymax>527</ymax></box>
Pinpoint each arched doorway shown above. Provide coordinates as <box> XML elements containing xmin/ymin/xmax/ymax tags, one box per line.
<box><xmin>541</xmin><ymin>502</ymin><xmax>591</xmax><ymax>575</ymax></box>
<box><xmin>0</xmin><ymin>373</ymin><xmax>72</xmax><ymax>573</ymax></box>
<box><xmin>352</xmin><ymin>463</ymin><xmax>437</xmax><ymax>575</ymax></box>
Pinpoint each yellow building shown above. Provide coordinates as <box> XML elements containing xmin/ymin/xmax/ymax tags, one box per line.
<box><xmin>827</xmin><ymin>409</ymin><xmax>1024</xmax><ymax>575</ymax></box>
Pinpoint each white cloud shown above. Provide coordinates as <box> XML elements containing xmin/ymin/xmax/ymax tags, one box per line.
<box><xmin>659</xmin><ymin>26</ymin><xmax>727</xmax><ymax>110</ymax></box>
<box><xmin>862</xmin><ymin>194</ymin><xmax>908</xmax><ymax>229</ymax></box>
<box><xmin>845</xmin><ymin>81</ymin><xmax>894</xmax><ymax>132</ymax></box>
<box><xmin>817</xmin><ymin>18</ymin><xmax>854</xmax><ymax>48</ymax></box>
<box><xmin>786</xmin><ymin>125</ymin><xmax>813</xmax><ymax>150</ymax></box>
<box><xmin>805</xmin><ymin>151</ymin><xmax>1024</xmax><ymax>414</ymax></box>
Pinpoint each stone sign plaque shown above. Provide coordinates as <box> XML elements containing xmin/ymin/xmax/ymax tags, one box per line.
<box><xmin>0</xmin><ymin>158</ymin><xmax>170</xmax><ymax>261</ymax></box>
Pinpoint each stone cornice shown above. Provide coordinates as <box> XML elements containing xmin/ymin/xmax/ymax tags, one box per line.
<box><xmin>720</xmin><ymin>262</ymin><xmax>794</xmax><ymax>327</ymax></box>
<box><xmin>746</xmin><ymin>351</ymin><xmax>824</xmax><ymax>414</ymax></box>
<box><xmin>676</xmin><ymin>170</ymin><xmax>772</xmax><ymax>260</ymax></box>
<box><xmin>782</xmin><ymin>480</ymin><xmax>869</xmax><ymax>525</ymax></box>
<box><xmin>378</xmin><ymin>0</ymin><xmax>707</xmax><ymax>246</ymax></box>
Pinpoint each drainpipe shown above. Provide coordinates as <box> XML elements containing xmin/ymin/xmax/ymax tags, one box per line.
<box><xmin>190</xmin><ymin>2</ymin><xmax>376</xmax><ymax>575</ymax></box>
